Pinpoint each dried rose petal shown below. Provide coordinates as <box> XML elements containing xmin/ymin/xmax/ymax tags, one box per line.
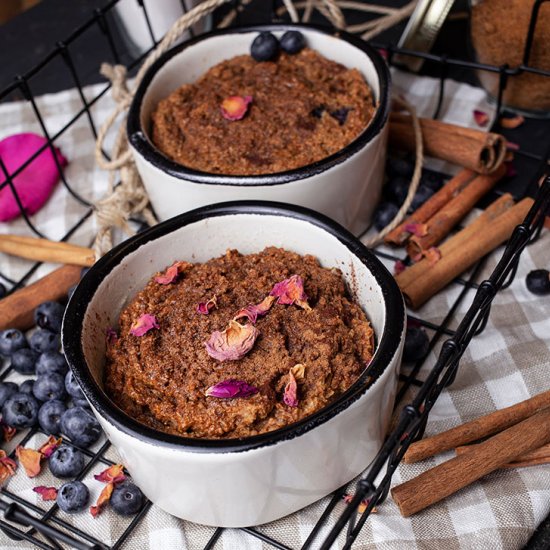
<box><xmin>130</xmin><ymin>314</ymin><xmax>159</xmax><ymax>337</ymax></box>
<box><xmin>197</xmin><ymin>295</ymin><xmax>218</xmax><ymax>315</ymax></box>
<box><xmin>423</xmin><ymin>247</ymin><xmax>441</xmax><ymax>265</ymax></box>
<box><xmin>290</xmin><ymin>363</ymin><xmax>306</xmax><ymax>380</ymax></box>
<box><xmin>500</xmin><ymin>115</ymin><xmax>525</xmax><ymax>129</ymax></box>
<box><xmin>106</xmin><ymin>327</ymin><xmax>118</xmax><ymax>346</ymax></box>
<box><xmin>220</xmin><ymin>95</ymin><xmax>253</xmax><ymax>121</ymax></box>
<box><xmin>205</xmin><ymin>379</ymin><xmax>259</xmax><ymax>399</ymax></box>
<box><xmin>154</xmin><ymin>261</ymin><xmax>189</xmax><ymax>285</ymax></box>
<box><xmin>342</xmin><ymin>493</ymin><xmax>376</xmax><ymax>514</ymax></box>
<box><xmin>90</xmin><ymin>482</ymin><xmax>114</xmax><ymax>518</ymax></box>
<box><xmin>39</xmin><ymin>436</ymin><xmax>62</xmax><ymax>459</ymax></box>
<box><xmin>94</xmin><ymin>464</ymin><xmax>126</xmax><ymax>485</ymax></box>
<box><xmin>2</xmin><ymin>423</ymin><xmax>16</xmax><ymax>442</ymax></box>
<box><xmin>394</xmin><ymin>260</ymin><xmax>406</xmax><ymax>275</ymax></box>
<box><xmin>0</xmin><ymin>450</ymin><xmax>17</xmax><ymax>485</ymax></box>
<box><xmin>16</xmin><ymin>446</ymin><xmax>42</xmax><ymax>478</ymax></box>
<box><xmin>404</xmin><ymin>223</ymin><xmax>428</xmax><ymax>237</ymax></box>
<box><xmin>473</xmin><ymin>109</ymin><xmax>489</xmax><ymax>127</ymax></box>
<box><xmin>33</xmin><ymin>486</ymin><xmax>58</xmax><ymax>501</ymax></box>
<box><xmin>0</xmin><ymin>133</ymin><xmax>68</xmax><ymax>222</ymax></box>
<box><xmin>205</xmin><ymin>320</ymin><xmax>259</xmax><ymax>361</ymax></box>
<box><xmin>283</xmin><ymin>369</ymin><xmax>299</xmax><ymax>408</ymax></box>
<box><xmin>506</xmin><ymin>141</ymin><xmax>520</xmax><ymax>151</ymax></box>
<box><xmin>270</xmin><ymin>274</ymin><xmax>311</xmax><ymax>311</ymax></box>
<box><xmin>233</xmin><ymin>295</ymin><xmax>275</xmax><ymax>324</ymax></box>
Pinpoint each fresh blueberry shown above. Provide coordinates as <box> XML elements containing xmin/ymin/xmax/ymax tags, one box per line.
<box><xmin>33</xmin><ymin>373</ymin><xmax>66</xmax><ymax>402</ymax></box>
<box><xmin>56</xmin><ymin>481</ymin><xmax>89</xmax><ymax>513</ymax></box>
<box><xmin>34</xmin><ymin>301</ymin><xmax>65</xmax><ymax>333</ymax></box>
<box><xmin>0</xmin><ymin>329</ymin><xmax>28</xmax><ymax>357</ymax></box>
<box><xmin>409</xmin><ymin>185</ymin><xmax>434</xmax><ymax>212</ymax></box>
<box><xmin>250</xmin><ymin>31</ymin><xmax>279</xmax><ymax>62</ymax></box>
<box><xmin>49</xmin><ymin>445</ymin><xmax>85</xmax><ymax>478</ymax></box>
<box><xmin>526</xmin><ymin>269</ymin><xmax>550</xmax><ymax>295</ymax></box>
<box><xmin>30</xmin><ymin>329</ymin><xmax>60</xmax><ymax>354</ymax></box>
<box><xmin>373</xmin><ymin>202</ymin><xmax>398</xmax><ymax>231</ymax></box>
<box><xmin>2</xmin><ymin>392</ymin><xmax>39</xmax><ymax>428</ymax></box>
<box><xmin>0</xmin><ymin>382</ymin><xmax>19</xmax><ymax>407</ymax></box>
<box><xmin>38</xmin><ymin>399</ymin><xmax>66</xmax><ymax>434</ymax></box>
<box><xmin>385</xmin><ymin>176</ymin><xmax>409</xmax><ymax>205</ymax></box>
<box><xmin>65</xmin><ymin>371</ymin><xmax>85</xmax><ymax>400</ymax></box>
<box><xmin>0</xmin><ymin>282</ymin><xmax>6</xmax><ymax>299</ymax></box>
<box><xmin>280</xmin><ymin>30</ymin><xmax>305</xmax><ymax>55</ymax></box>
<box><xmin>61</xmin><ymin>406</ymin><xmax>102</xmax><ymax>448</ymax></box>
<box><xmin>71</xmin><ymin>398</ymin><xmax>90</xmax><ymax>409</ymax></box>
<box><xmin>10</xmin><ymin>348</ymin><xmax>39</xmax><ymax>374</ymax></box>
<box><xmin>403</xmin><ymin>326</ymin><xmax>430</xmax><ymax>362</ymax></box>
<box><xmin>110</xmin><ymin>481</ymin><xmax>144</xmax><ymax>516</ymax></box>
<box><xmin>420</xmin><ymin>169</ymin><xmax>444</xmax><ymax>191</ymax></box>
<box><xmin>387</xmin><ymin>157</ymin><xmax>414</xmax><ymax>179</ymax></box>
<box><xmin>36</xmin><ymin>351</ymin><xmax>69</xmax><ymax>376</ymax></box>
<box><xmin>19</xmin><ymin>379</ymin><xmax>35</xmax><ymax>396</ymax></box>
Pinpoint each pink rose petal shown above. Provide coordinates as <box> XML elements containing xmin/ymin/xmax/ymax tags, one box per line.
<box><xmin>394</xmin><ymin>260</ymin><xmax>406</xmax><ymax>275</ymax></box>
<box><xmin>404</xmin><ymin>223</ymin><xmax>428</xmax><ymax>237</ymax></box>
<box><xmin>233</xmin><ymin>295</ymin><xmax>275</xmax><ymax>324</ymax></box>
<box><xmin>270</xmin><ymin>274</ymin><xmax>311</xmax><ymax>310</ymax></box>
<box><xmin>130</xmin><ymin>314</ymin><xmax>159</xmax><ymax>336</ymax></box>
<box><xmin>205</xmin><ymin>320</ymin><xmax>258</xmax><ymax>361</ymax></box>
<box><xmin>220</xmin><ymin>95</ymin><xmax>253</xmax><ymax>121</ymax></box>
<box><xmin>197</xmin><ymin>295</ymin><xmax>218</xmax><ymax>315</ymax></box>
<box><xmin>154</xmin><ymin>261</ymin><xmax>189</xmax><ymax>284</ymax></box>
<box><xmin>473</xmin><ymin>109</ymin><xmax>489</xmax><ymax>127</ymax></box>
<box><xmin>0</xmin><ymin>133</ymin><xmax>67</xmax><ymax>222</ymax></box>
<box><xmin>283</xmin><ymin>369</ymin><xmax>299</xmax><ymax>408</ymax></box>
<box><xmin>506</xmin><ymin>141</ymin><xmax>520</xmax><ymax>151</ymax></box>
<box><xmin>38</xmin><ymin>436</ymin><xmax>62</xmax><ymax>459</ymax></box>
<box><xmin>205</xmin><ymin>379</ymin><xmax>258</xmax><ymax>399</ymax></box>
<box><xmin>106</xmin><ymin>327</ymin><xmax>118</xmax><ymax>346</ymax></box>
<box><xmin>94</xmin><ymin>464</ymin><xmax>126</xmax><ymax>484</ymax></box>
<box><xmin>33</xmin><ymin>486</ymin><xmax>58</xmax><ymax>501</ymax></box>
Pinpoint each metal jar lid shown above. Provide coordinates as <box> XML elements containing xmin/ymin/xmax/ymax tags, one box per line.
<box><xmin>395</xmin><ymin>0</ymin><xmax>457</xmax><ymax>72</ymax></box>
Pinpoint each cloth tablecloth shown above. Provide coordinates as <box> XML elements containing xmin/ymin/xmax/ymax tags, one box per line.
<box><xmin>1</xmin><ymin>70</ymin><xmax>549</xmax><ymax>550</ymax></box>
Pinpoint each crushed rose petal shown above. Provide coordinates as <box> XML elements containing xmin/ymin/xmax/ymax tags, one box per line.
<box><xmin>404</xmin><ymin>223</ymin><xmax>428</xmax><ymax>237</ymax></box>
<box><xmin>106</xmin><ymin>327</ymin><xmax>118</xmax><ymax>346</ymax></box>
<box><xmin>205</xmin><ymin>320</ymin><xmax>259</xmax><ymax>361</ymax></box>
<box><xmin>394</xmin><ymin>260</ymin><xmax>406</xmax><ymax>276</ymax></box>
<box><xmin>221</xmin><ymin>95</ymin><xmax>252</xmax><ymax>121</ymax></box>
<box><xmin>423</xmin><ymin>247</ymin><xmax>441</xmax><ymax>265</ymax></box>
<box><xmin>205</xmin><ymin>379</ymin><xmax>259</xmax><ymax>399</ymax></box>
<box><xmin>500</xmin><ymin>115</ymin><xmax>525</xmax><ymax>129</ymax></box>
<box><xmin>16</xmin><ymin>446</ymin><xmax>42</xmax><ymax>478</ymax></box>
<box><xmin>342</xmin><ymin>494</ymin><xmax>376</xmax><ymax>514</ymax></box>
<box><xmin>154</xmin><ymin>261</ymin><xmax>188</xmax><ymax>285</ymax></box>
<box><xmin>473</xmin><ymin>109</ymin><xmax>489</xmax><ymax>127</ymax></box>
<box><xmin>197</xmin><ymin>295</ymin><xmax>218</xmax><ymax>315</ymax></box>
<box><xmin>270</xmin><ymin>274</ymin><xmax>311</xmax><ymax>310</ymax></box>
<box><xmin>233</xmin><ymin>295</ymin><xmax>275</xmax><ymax>324</ymax></box>
<box><xmin>0</xmin><ymin>450</ymin><xmax>17</xmax><ymax>484</ymax></box>
<box><xmin>2</xmin><ymin>423</ymin><xmax>16</xmax><ymax>442</ymax></box>
<box><xmin>39</xmin><ymin>436</ymin><xmax>62</xmax><ymax>459</ymax></box>
<box><xmin>130</xmin><ymin>314</ymin><xmax>159</xmax><ymax>337</ymax></box>
<box><xmin>33</xmin><ymin>486</ymin><xmax>58</xmax><ymax>501</ymax></box>
<box><xmin>283</xmin><ymin>369</ymin><xmax>299</xmax><ymax>408</ymax></box>
<box><xmin>90</xmin><ymin>482</ymin><xmax>114</xmax><ymax>518</ymax></box>
<box><xmin>94</xmin><ymin>464</ymin><xmax>126</xmax><ymax>485</ymax></box>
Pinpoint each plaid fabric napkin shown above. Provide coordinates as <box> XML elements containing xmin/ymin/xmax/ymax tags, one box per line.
<box><xmin>0</xmin><ymin>73</ymin><xmax>549</xmax><ymax>550</ymax></box>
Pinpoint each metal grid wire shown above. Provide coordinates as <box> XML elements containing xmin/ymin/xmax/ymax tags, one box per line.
<box><xmin>0</xmin><ymin>0</ymin><xmax>550</xmax><ymax>548</ymax></box>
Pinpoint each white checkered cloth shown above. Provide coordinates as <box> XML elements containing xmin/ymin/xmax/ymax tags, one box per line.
<box><xmin>1</xmin><ymin>71</ymin><xmax>549</xmax><ymax>550</ymax></box>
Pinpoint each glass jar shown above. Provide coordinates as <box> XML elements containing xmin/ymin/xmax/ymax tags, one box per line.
<box><xmin>469</xmin><ymin>0</ymin><xmax>550</xmax><ymax>116</ymax></box>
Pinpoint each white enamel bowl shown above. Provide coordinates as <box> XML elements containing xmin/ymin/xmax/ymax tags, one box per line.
<box><xmin>127</xmin><ymin>25</ymin><xmax>391</xmax><ymax>236</ymax></box>
<box><xmin>62</xmin><ymin>202</ymin><xmax>405</xmax><ymax>527</ymax></box>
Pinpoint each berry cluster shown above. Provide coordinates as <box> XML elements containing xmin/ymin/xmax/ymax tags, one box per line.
<box><xmin>250</xmin><ymin>30</ymin><xmax>306</xmax><ymax>62</ymax></box>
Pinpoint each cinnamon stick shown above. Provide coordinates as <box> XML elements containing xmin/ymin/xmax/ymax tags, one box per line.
<box><xmin>455</xmin><ymin>442</ymin><xmax>550</xmax><ymax>469</ymax></box>
<box><xmin>406</xmin><ymin>165</ymin><xmax>506</xmax><ymax>257</ymax></box>
<box><xmin>404</xmin><ymin>388</ymin><xmax>550</xmax><ymax>464</ymax></box>
<box><xmin>385</xmin><ymin>169</ymin><xmax>476</xmax><ymax>246</ymax></box>
<box><xmin>399</xmin><ymin>197</ymin><xmax>534</xmax><ymax>309</ymax></box>
<box><xmin>389</xmin><ymin>114</ymin><xmax>507</xmax><ymax>174</ymax></box>
<box><xmin>392</xmin><ymin>407</ymin><xmax>550</xmax><ymax>517</ymax></box>
<box><xmin>395</xmin><ymin>193</ymin><xmax>515</xmax><ymax>290</ymax></box>
<box><xmin>0</xmin><ymin>265</ymin><xmax>82</xmax><ymax>331</ymax></box>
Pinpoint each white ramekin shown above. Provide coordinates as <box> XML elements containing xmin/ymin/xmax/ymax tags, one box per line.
<box><xmin>127</xmin><ymin>25</ymin><xmax>391</xmax><ymax>236</ymax></box>
<box><xmin>63</xmin><ymin>202</ymin><xmax>405</xmax><ymax>527</ymax></box>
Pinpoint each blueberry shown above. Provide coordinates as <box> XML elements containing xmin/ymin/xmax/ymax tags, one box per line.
<box><xmin>280</xmin><ymin>30</ymin><xmax>305</xmax><ymax>55</ymax></box>
<box><xmin>49</xmin><ymin>445</ymin><xmax>85</xmax><ymax>478</ymax></box>
<box><xmin>385</xmin><ymin>176</ymin><xmax>409</xmax><ymax>205</ymax></box>
<box><xmin>10</xmin><ymin>348</ymin><xmax>39</xmax><ymax>374</ymax></box>
<box><xmin>36</xmin><ymin>351</ymin><xmax>69</xmax><ymax>376</ymax></box>
<box><xmin>387</xmin><ymin>157</ymin><xmax>414</xmax><ymax>179</ymax></box>
<box><xmin>71</xmin><ymin>398</ymin><xmax>90</xmax><ymax>409</ymax></box>
<box><xmin>250</xmin><ymin>31</ymin><xmax>279</xmax><ymax>62</ymax></box>
<box><xmin>65</xmin><ymin>371</ymin><xmax>85</xmax><ymax>400</ymax></box>
<box><xmin>61</xmin><ymin>406</ymin><xmax>102</xmax><ymax>448</ymax></box>
<box><xmin>19</xmin><ymin>379</ymin><xmax>35</xmax><ymax>396</ymax></box>
<box><xmin>403</xmin><ymin>326</ymin><xmax>430</xmax><ymax>362</ymax></box>
<box><xmin>0</xmin><ymin>329</ymin><xmax>28</xmax><ymax>357</ymax></box>
<box><xmin>526</xmin><ymin>269</ymin><xmax>550</xmax><ymax>296</ymax></box>
<box><xmin>34</xmin><ymin>301</ymin><xmax>65</xmax><ymax>333</ymax></box>
<box><xmin>0</xmin><ymin>282</ymin><xmax>6</xmax><ymax>299</ymax></box>
<box><xmin>2</xmin><ymin>392</ymin><xmax>39</xmax><ymax>428</ymax></box>
<box><xmin>420</xmin><ymin>169</ymin><xmax>444</xmax><ymax>192</ymax></box>
<box><xmin>38</xmin><ymin>399</ymin><xmax>66</xmax><ymax>434</ymax></box>
<box><xmin>409</xmin><ymin>185</ymin><xmax>434</xmax><ymax>212</ymax></box>
<box><xmin>56</xmin><ymin>481</ymin><xmax>89</xmax><ymax>513</ymax></box>
<box><xmin>110</xmin><ymin>481</ymin><xmax>144</xmax><ymax>516</ymax></box>
<box><xmin>0</xmin><ymin>382</ymin><xmax>19</xmax><ymax>407</ymax></box>
<box><xmin>33</xmin><ymin>373</ymin><xmax>66</xmax><ymax>402</ymax></box>
<box><xmin>30</xmin><ymin>329</ymin><xmax>60</xmax><ymax>354</ymax></box>
<box><xmin>373</xmin><ymin>202</ymin><xmax>398</xmax><ymax>231</ymax></box>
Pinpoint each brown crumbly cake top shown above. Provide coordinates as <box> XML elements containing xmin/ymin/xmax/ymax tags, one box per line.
<box><xmin>150</xmin><ymin>48</ymin><xmax>376</xmax><ymax>175</ymax></box>
<box><xmin>104</xmin><ymin>247</ymin><xmax>375</xmax><ymax>439</ymax></box>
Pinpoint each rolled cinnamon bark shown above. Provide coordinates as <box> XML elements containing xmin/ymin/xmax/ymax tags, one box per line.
<box><xmin>389</xmin><ymin>114</ymin><xmax>507</xmax><ymax>174</ymax></box>
<box><xmin>455</xmin><ymin>442</ymin><xmax>550</xmax><ymax>469</ymax></box>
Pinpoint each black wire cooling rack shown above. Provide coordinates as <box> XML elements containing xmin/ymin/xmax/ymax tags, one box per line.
<box><xmin>1</xmin><ymin>1</ymin><xmax>550</xmax><ymax>548</ymax></box>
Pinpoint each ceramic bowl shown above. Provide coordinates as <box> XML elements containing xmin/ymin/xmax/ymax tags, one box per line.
<box><xmin>62</xmin><ymin>202</ymin><xmax>405</xmax><ymax>527</ymax></box>
<box><xmin>127</xmin><ymin>24</ymin><xmax>391</xmax><ymax>236</ymax></box>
